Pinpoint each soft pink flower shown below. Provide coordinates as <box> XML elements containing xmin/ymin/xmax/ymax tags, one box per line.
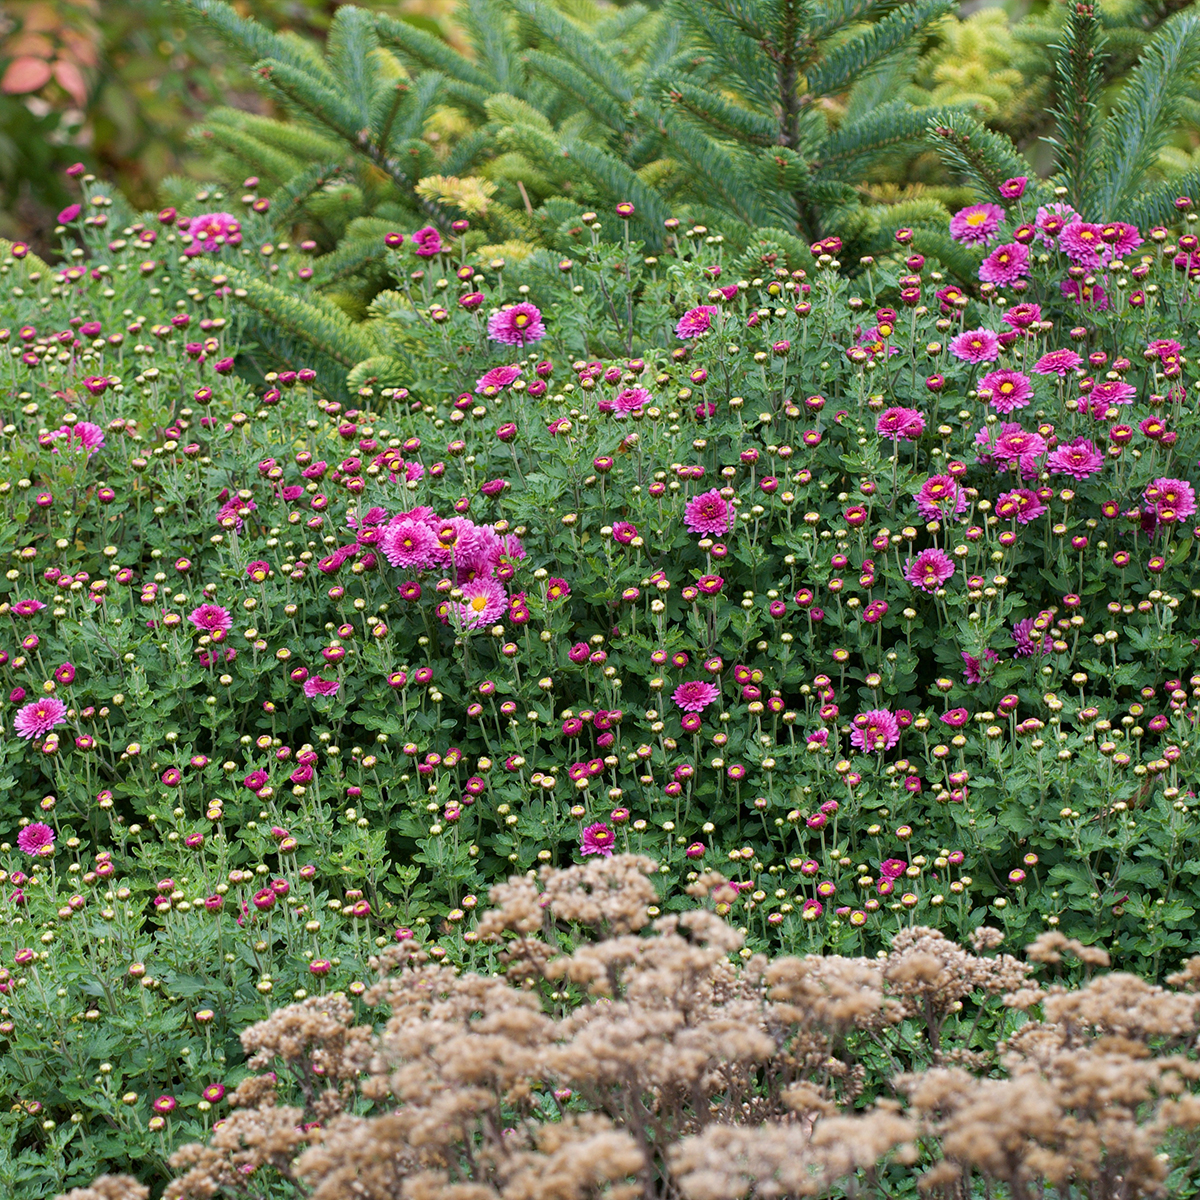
<box><xmin>949</xmin><ymin>203</ymin><xmax>1005</xmax><ymax>246</ymax></box>
<box><xmin>47</xmin><ymin>421</ymin><xmax>105</xmax><ymax>457</ymax></box>
<box><xmin>412</xmin><ymin>226</ymin><xmax>442</xmax><ymax>257</ymax></box>
<box><xmin>16</xmin><ymin>822</ymin><xmax>54</xmax><ymax>855</ymax></box>
<box><xmin>675</xmin><ymin>306</ymin><xmax>717</xmax><ymax>339</ymax></box>
<box><xmin>487</xmin><ymin>302</ymin><xmax>545</xmax><ymax>347</ymax></box>
<box><xmin>978</xmin><ymin>242</ymin><xmax>1029</xmax><ymax>285</ymax></box>
<box><xmin>580</xmin><ymin>822</ymin><xmax>615</xmax><ymax>857</ymax></box>
<box><xmin>949</xmin><ymin>328</ymin><xmax>1001</xmax><ymax>363</ymax></box>
<box><xmin>1059</xmin><ymin>222</ymin><xmax>1105</xmax><ymax>267</ymax></box>
<box><xmin>1003</xmin><ymin>302</ymin><xmax>1042</xmax><ymax>330</ymax></box>
<box><xmin>1035</xmin><ymin>202</ymin><xmax>1080</xmax><ymax>246</ymax></box>
<box><xmin>1088</xmin><ymin>380</ymin><xmax>1136</xmax><ymax>409</ymax></box>
<box><xmin>992</xmin><ymin>424</ymin><xmax>1046</xmax><ymax>466</ymax></box>
<box><xmin>995</xmin><ymin>488</ymin><xmax>1046</xmax><ymax>525</ymax></box>
<box><xmin>684</xmin><ymin>488</ymin><xmax>731</xmax><ymax>535</ymax></box>
<box><xmin>1046</xmin><ymin>437</ymin><xmax>1104</xmax><ymax>480</ymax></box>
<box><xmin>850</xmin><ymin>709</ymin><xmax>900</xmax><ymax>752</ymax></box>
<box><xmin>915</xmin><ymin>475</ymin><xmax>968</xmax><ymax>523</ymax></box>
<box><xmin>978</xmin><ymin>369</ymin><xmax>1032</xmax><ymax>414</ymax></box>
<box><xmin>13</xmin><ymin>697</ymin><xmax>67</xmax><ymax>739</ymax></box>
<box><xmin>188</xmin><ymin>604</ymin><xmax>232</xmax><ymax>633</ymax></box>
<box><xmin>12</xmin><ymin>599</ymin><xmax>45</xmax><ymax>617</ymax></box>
<box><xmin>454</xmin><ymin>577</ymin><xmax>507</xmax><ymax>628</ymax></box>
<box><xmin>303</xmin><ymin>676</ymin><xmax>341</xmax><ymax>698</ymax></box>
<box><xmin>673</xmin><ymin>680</ymin><xmax>719</xmax><ymax>713</ymax></box>
<box><xmin>613</xmin><ymin>386</ymin><xmax>651</xmax><ymax>416</ymax></box>
<box><xmin>905</xmin><ymin>548</ymin><xmax>954</xmax><ymax>591</ymax></box>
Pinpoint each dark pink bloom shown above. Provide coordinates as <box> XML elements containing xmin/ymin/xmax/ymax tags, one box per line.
<box><xmin>487</xmin><ymin>303</ymin><xmax>545</xmax><ymax>346</ymax></box>
<box><xmin>16</xmin><ymin>822</ymin><xmax>54</xmax><ymax>855</ymax></box>
<box><xmin>673</xmin><ymin>680</ymin><xmax>719</xmax><ymax>713</ymax></box>
<box><xmin>850</xmin><ymin>709</ymin><xmax>900</xmax><ymax>752</ymax></box>
<box><xmin>949</xmin><ymin>328</ymin><xmax>1001</xmax><ymax>363</ymax></box>
<box><xmin>188</xmin><ymin>604</ymin><xmax>232</xmax><ymax>633</ymax></box>
<box><xmin>455</xmin><ymin>578</ymin><xmax>507</xmax><ymax>628</ymax></box>
<box><xmin>1144</xmin><ymin>478</ymin><xmax>1197</xmax><ymax>522</ymax></box>
<box><xmin>978</xmin><ymin>242</ymin><xmax>1029</xmax><ymax>285</ymax></box>
<box><xmin>1046</xmin><ymin>436</ymin><xmax>1104</xmax><ymax>480</ymax></box>
<box><xmin>580</xmin><ymin>822</ymin><xmax>615</xmax><ymax>857</ymax></box>
<box><xmin>1034</xmin><ymin>348</ymin><xmax>1083</xmax><ymax>376</ymax></box>
<box><xmin>380</xmin><ymin>518</ymin><xmax>438</xmax><ymax>569</ymax></box>
<box><xmin>1003</xmin><ymin>302</ymin><xmax>1042</xmax><ymax>330</ymax></box>
<box><xmin>303</xmin><ymin>676</ymin><xmax>341</xmax><ymax>698</ymax></box>
<box><xmin>995</xmin><ymin>488</ymin><xmax>1046</xmax><ymax>525</ymax></box>
<box><xmin>684</xmin><ymin>489</ymin><xmax>731</xmax><ymax>535</ymax></box>
<box><xmin>978</xmin><ymin>369</ymin><xmax>1032</xmax><ymax>414</ymax></box>
<box><xmin>475</xmin><ymin>364</ymin><xmax>522</xmax><ymax>396</ymax></box>
<box><xmin>675</xmin><ymin>306</ymin><xmax>717</xmax><ymax>339</ymax></box>
<box><xmin>876</xmin><ymin>407</ymin><xmax>925</xmax><ymax>441</ymax></box>
<box><xmin>998</xmin><ymin>177</ymin><xmax>1027</xmax><ymax>200</ymax></box>
<box><xmin>14</xmin><ymin>698</ymin><xmax>67</xmax><ymax>739</ymax></box>
<box><xmin>949</xmin><ymin>203</ymin><xmax>1004</xmax><ymax>245</ymax></box>
<box><xmin>905</xmin><ymin>548</ymin><xmax>954</xmax><ymax>592</ymax></box>
<box><xmin>412</xmin><ymin>226</ymin><xmax>442</xmax><ymax>257</ymax></box>
<box><xmin>182</xmin><ymin>212</ymin><xmax>240</xmax><ymax>251</ymax></box>
<box><xmin>915</xmin><ymin>475</ymin><xmax>967</xmax><ymax>523</ymax></box>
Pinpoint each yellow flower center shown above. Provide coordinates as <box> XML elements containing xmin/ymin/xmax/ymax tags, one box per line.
<box><xmin>470</xmin><ymin>595</ymin><xmax>488</xmax><ymax>612</ymax></box>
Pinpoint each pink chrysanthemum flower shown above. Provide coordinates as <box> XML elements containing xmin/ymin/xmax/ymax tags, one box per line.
<box><xmin>613</xmin><ymin>386</ymin><xmax>651</xmax><ymax>416</ymax></box>
<box><xmin>1003</xmin><ymin>302</ymin><xmax>1042</xmax><ymax>330</ymax></box>
<box><xmin>978</xmin><ymin>242</ymin><xmax>1029</xmax><ymax>285</ymax></box>
<box><xmin>992</xmin><ymin>424</ymin><xmax>1046</xmax><ymax>465</ymax></box>
<box><xmin>962</xmin><ymin>649</ymin><xmax>999</xmax><ymax>685</ymax></box>
<box><xmin>1088</xmin><ymin>380</ymin><xmax>1136</xmax><ymax>408</ymax></box>
<box><xmin>16</xmin><ymin>822</ymin><xmax>54</xmax><ymax>855</ymax></box>
<box><xmin>978</xmin><ymin>369</ymin><xmax>1033</xmax><ymax>414</ymax></box>
<box><xmin>487</xmin><ymin>302</ymin><xmax>546</xmax><ymax>347</ymax></box>
<box><xmin>380</xmin><ymin>518</ymin><xmax>438</xmax><ymax>569</ymax></box>
<box><xmin>673</xmin><ymin>680</ymin><xmax>719</xmax><ymax>713</ymax></box>
<box><xmin>47</xmin><ymin>421</ymin><xmax>105</xmax><ymax>457</ymax></box>
<box><xmin>850</xmin><ymin>709</ymin><xmax>900</xmax><ymax>752</ymax></box>
<box><xmin>949</xmin><ymin>328</ymin><xmax>1002</xmax><ymax>363</ymax></box>
<box><xmin>14</xmin><ymin>697</ymin><xmax>67</xmax><ymax>739</ymax></box>
<box><xmin>1144</xmin><ymin>477</ymin><xmax>1197</xmax><ymax>522</ymax></box>
<box><xmin>1059</xmin><ymin>222</ymin><xmax>1105</xmax><ymax>266</ymax></box>
<box><xmin>995</xmin><ymin>488</ymin><xmax>1046</xmax><ymax>525</ymax></box>
<box><xmin>455</xmin><ymin>577</ymin><xmax>507</xmax><ymax>629</ymax></box>
<box><xmin>412</xmin><ymin>226</ymin><xmax>442</xmax><ymax>257</ymax></box>
<box><xmin>182</xmin><ymin>212</ymin><xmax>240</xmax><ymax>251</ymax></box>
<box><xmin>12</xmin><ymin>599</ymin><xmax>45</xmax><ymax>617</ymax></box>
<box><xmin>905</xmin><ymin>548</ymin><xmax>955</xmax><ymax>592</ymax></box>
<box><xmin>188</xmin><ymin>604</ymin><xmax>232</xmax><ymax>633</ymax></box>
<box><xmin>1012</xmin><ymin>617</ymin><xmax>1051</xmax><ymax>657</ymax></box>
<box><xmin>949</xmin><ymin>203</ymin><xmax>1005</xmax><ymax>246</ymax></box>
<box><xmin>1034</xmin><ymin>202</ymin><xmax>1080</xmax><ymax>246</ymax></box>
<box><xmin>1060</xmin><ymin>279</ymin><xmax>1108</xmax><ymax>310</ymax></box>
<box><xmin>1033</xmin><ymin>348</ymin><xmax>1083</xmax><ymax>376</ymax></box>
<box><xmin>875</xmin><ymin>407</ymin><xmax>926</xmax><ymax>441</ymax></box>
<box><xmin>684</xmin><ymin>488</ymin><xmax>731</xmax><ymax>535</ymax></box>
<box><xmin>1046</xmin><ymin>436</ymin><xmax>1104</xmax><ymax>480</ymax></box>
<box><xmin>998</xmin><ymin>176</ymin><xmax>1027</xmax><ymax>200</ymax></box>
<box><xmin>474</xmin><ymin>364</ymin><xmax>522</xmax><ymax>396</ymax></box>
<box><xmin>915</xmin><ymin>475</ymin><xmax>968</xmax><ymax>523</ymax></box>
<box><xmin>1101</xmin><ymin>221</ymin><xmax>1142</xmax><ymax>256</ymax></box>
<box><xmin>675</xmin><ymin>306</ymin><xmax>718</xmax><ymax>339</ymax></box>
<box><xmin>453</xmin><ymin>522</ymin><xmax>503</xmax><ymax>581</ymax></box>
<box><xmin>303</xmin><ymin>676</ymin><xmax>341</xmax><ymax>698</ymax></box>
<box><xmin>580</xmin><ymin>822</ymin><xmax>615</xmax><ymax>858</ymax></box>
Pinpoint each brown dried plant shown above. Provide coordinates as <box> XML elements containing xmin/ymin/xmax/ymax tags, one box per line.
<box><xmin>71</xmin><ymin>856</ymin><xmax>1200</xmax><ymax>1200</ymax></box>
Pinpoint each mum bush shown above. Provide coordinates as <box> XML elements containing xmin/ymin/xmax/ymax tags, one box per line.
<box><xmin>4</xmin><ymin>163</ymin><xmax>1200</xmax><ymax>1189</ymax></box>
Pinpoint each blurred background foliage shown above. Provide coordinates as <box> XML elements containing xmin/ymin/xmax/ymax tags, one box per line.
<box><xmin>3</xmin><ymin>0</ymin><xmax>1200</xmax><ymax>255</ymax></box>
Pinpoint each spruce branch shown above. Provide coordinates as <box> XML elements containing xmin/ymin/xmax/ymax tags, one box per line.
<box><xmin>1046</xmin><ymin>0</ymin><xmax>1106</xmax><ymax>214</ymax></box>
<box><xmin>927</xmin><ymin>112</ymin><xmax>1030</xmax><ymax>202</ymax></box>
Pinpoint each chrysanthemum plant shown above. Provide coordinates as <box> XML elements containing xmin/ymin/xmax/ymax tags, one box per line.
<box><xmin>4</xmin><ymin>152</ymin><xmax>1200</xmax><ymax>1192</ymax></box>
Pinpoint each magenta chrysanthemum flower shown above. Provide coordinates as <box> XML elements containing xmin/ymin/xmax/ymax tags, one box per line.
<box><xmin>978</xmin><ymin>242</ymin><xmax>1029</xmax><ymax>285</ymax></box>
<box><xmin>1003</xmin><ymin>302</ymin><xmax>1042</xmax><ymax>330</ymax></box>
<box><xmin>12</xmin><ymin>599</ymin><xmax>45</xmax><ymax>617</ymax></box>
<box><xmin>412</xmin><ymin>226</ymin><xmax>442</xmax><ymax>257</ymax></box>
<box><xmin>949</xmin><ymin>203</ymin><xmax>1005</xmax><ymax>246</ymax></box>
<box><xmin>47</xmin><ymin>421</ymin><xmax>105</xmax><ymax>457</ymax></box>
<box><xmin>915</xmin><ymin>475</ymin><xmax>968</xmax><ymax>523</ymax></box>
<box><xmin>992</xmin><ymin>425</ymin><xmax>1046</xmax><ymax>466</ymax></box>
<box><xmin>949</xmin><ymin>328</ymin><xmax>1002</xmax><ymax>363</ymax></box>
<box><xmin>303</xmin><ymin>676</ymin><xmax>341</xmax><ymax>698</ymax></box>
<box><xmin>684</xmin><ymin>488</ymin><xmax>731</xmax><ymax>535</ymax></box>
<box><xmin>580</xmin><ymin>822</ymin><xmax>615</xmax><ymax>858</ymax></box>
<box><xmin>1035</xmin><ymin>202</ymin><xmax>1079</xmax><ymax>245</ymax></box>
<box><xmin>1033</xmin><ymin>348</ymin><xmax>1083</xmax><ymax>377</ymax></box>
<box><xmin>673</xmin><ymin>680</ymin><xmax>720</xmax><ymax>713</ymax></box>
<box><xmin>487</xmin><ymin>302</ymin><xmax>546</xmax><ymax>347</ymax></box>
<box><xmin>455</xmin><ymin>577</ymin><xmax>507</xmax><ymax>629</ymax></box>
<box><xmin>1059</xmin><ymin>222</ymin><xmax>1105</xmax><ymax>266</ymax></box>
<box><xmin>998</xmin><ymin>176</ymin><xmax>1027</xmax><ymax>200</ymax></box>
<box><xmin>474</xmin><ymin>364</ymin><xmax>522</xmax><ymax>396</ymax></box>
<box><xmin>905</xmin><ymin>548</ymin><xmax>954</xmax><ymax>592</ymax></box>
<box><xmin>850</xmin><ymin>709</ymin><xmax>900</xmax><ymax>752</ymax></box>
<box><xmin>613</xmin><ymin>386</ymin><xmax>651</xmax><ymax>416</ymax></box>
<box><xmin>995</xmin><ymin>488</ymin><xmax>1046</xmax><ymax>525</ymax></box>
<box><xmin>1060</xmin><ymin>279</ymin><xmax>1108</xmax><ymax>310</ymax></box>
<box><xmin>380</xmin><ymin>517</ymin><xmax>438</xmax><ymax>569</ymax></box>
<box><xmin>1088</xmin><ymin>380</ymin><xmax>1136</xmax><ymax>409</ymax></box>
<box><xmin>13</xmin><ymin>697</ymin><xmax>67</xmax><ymax>740</ymax></box>
<box><xmin>977</xmin><ymin>369</ymin><xmax>1033</xmax><ymax>414</ymax></box>
<box><xmin>1012</xmin><ymin>617</ymin><xmax>1051</xmax><ymax>657</ymax></box>
<box><xmin>1144</xmin><ymin>477</ymin><xmax>1197</xmax><ymax>522</ymax></box>
<box><xmin>453</xmin><ymin>522</ymin><xmax>503</xmax><ymax>581</ymax></box>
<box><xmin>1102</xmin><ymin>221</ymin><xmax>1142</xmax><ymax>256</ymax></box>
<box><xmin>962</xmin><ymin>649</ymin><xmax>998</xmax><ymax>684</ymax></box>
<box><xmin>1046</xmin><ymin>437</ymin><xmax>1104</xmax><ymax>480</ymax></box>
<box><xmin>675</xmin><ymin>306</ymin><xmax>717</xmax><ymax>339</ymax></box>
<box><xmin>182</xmin><ymin>212</ymin><xmax>240</xmax><ymax>251</ymax></box>
<box><xmin>16</xmin><ymin>822</ymin><xmax>54</xmax><ymax>855</ymax></box>
<box><xmin>875</xmin><ymin>407</ymin><xmax>925</xmax><ymax>441</ymax></box>
<box><xmin>188</xmin><ymin>604</ymin><xmax>233</xmax><ymax>633</ymax></box>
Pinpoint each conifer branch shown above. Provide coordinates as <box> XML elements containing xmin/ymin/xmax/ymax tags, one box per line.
<box><xmin>1046</xmin><ymin>0</ymin><xmax>1106</xmax><ymax>214</ymax></box>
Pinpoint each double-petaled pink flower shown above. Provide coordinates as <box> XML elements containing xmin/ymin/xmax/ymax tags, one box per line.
<box><xmin>487</xmin><ymin>302</ymin><xmax>545</xmax><ymax>346</ymax></box>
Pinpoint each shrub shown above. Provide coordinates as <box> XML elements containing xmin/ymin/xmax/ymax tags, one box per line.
<box><xmin>4</xmin><ymin>159</ymin><xmax>1200</xmax><ymax>1191</ymax></box>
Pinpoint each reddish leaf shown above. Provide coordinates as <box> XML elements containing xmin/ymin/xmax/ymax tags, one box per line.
<box><xmin>51</xmin><ymin>58</ymin><xmax>87</xmax><ymax>106</ymax></box>
<box><xmin>1</xmin><ymin>56</ymin><xmax>53</xmax><ymax>95</ymax></box>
